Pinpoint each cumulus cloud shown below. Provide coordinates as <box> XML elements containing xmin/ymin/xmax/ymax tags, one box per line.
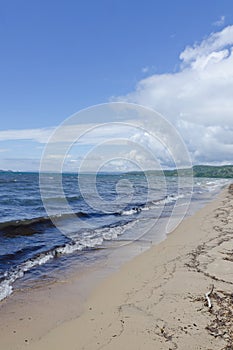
<box><xmin>179</xmin><ymin>25</ymin><xmax>233</xmax><ymax>68</ymax></box>
<box><xmin>2</xmin><ymin>26</ymin><xmax>233</xmax><ymax>170</ymax></box>
<box><xmin>117</xmin><ymin>25</ymin><xmax>233</xmax><ymax>164</ymax></box>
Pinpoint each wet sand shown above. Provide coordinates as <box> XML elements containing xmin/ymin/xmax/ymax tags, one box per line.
<box><xmin>1</xmin><ymin>185</ymin><xmax>233</xmax><ymax>349</ymax></box>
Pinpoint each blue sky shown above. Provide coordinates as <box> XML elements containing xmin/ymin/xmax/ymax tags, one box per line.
<box><xmin>1</xmin><ymin>0</ymin><xmax>233</xmax><ymax>171</ymax></box>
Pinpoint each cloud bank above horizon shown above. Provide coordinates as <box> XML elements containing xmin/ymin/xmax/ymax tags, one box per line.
<box><xmin>117</xmin><ymin>25</ymin><xmax>233</xmax><ymax>165</ymax></box>
<box><xmin>1</xmin><ymin>25</ymin><xmax>233</xmax><ymax>171</ymax></box>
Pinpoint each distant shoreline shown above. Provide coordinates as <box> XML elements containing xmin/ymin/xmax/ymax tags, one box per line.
<box><xmin>1</xmin><ymin>164</ymin><xmax>233</xmax><ymax>178</ymax></box>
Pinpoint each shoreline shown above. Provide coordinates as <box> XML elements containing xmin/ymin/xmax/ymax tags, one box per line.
<box><xmin>1</xmin><ymin>185</ymin><xmax>233</xmax><ymax>349</ymax></box>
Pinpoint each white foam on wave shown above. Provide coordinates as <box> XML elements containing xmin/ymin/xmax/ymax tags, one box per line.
<box><xmin>141</xmin><ymin>206</ymin><xmax>150</xmax><ymax>211</ymax></box>
<box><xmin>0</xmin><ymin>280</ymin><xmax>13</xmax><ymax>301</ymax></box>
<box><xmin>0</xmin><ymin>231</ymin><xmax>109</xmax><ymax>303</ymax></box>
<box><xmin>0</xmin><ymin>252</ymin><xmax>55</xmax><ymax>302</ymax></box>
<box><xmin>103</xmin><ymin>220</ymin><xmax>137</xmax><ymax>240</ymax></box>
<box><xmin>0</xmin><ymin>209</ymin><xmax>149</xmax><ymax>302</ymax></box>
<box><xmin>55</xmin><ymin>236</ymin><xmax>104</xmax><ymax>255</ymax></box>
<box><xmin>120</xmin><ymin>207</ymin><xmax>141</xmax><ymax>216</ymax></box>
<box><xmin>102</xmin><ymin>226</ymin><xmax>124</xmax><ymax>240</ymax></box>
<box><xmin>202</xmin><ymin>179</ymin><xmax>230</xmax><ymax>192</ymax></box>
<box><xmin>119</xmin><ymin>193</ymin><xmax>187</xmax><ymax>216</ymax></box>
<box><xmin>88</xmin><ymin>219</ymin><xmax>136</xmax><ymax>242</ymax></box>
<box><xmin>164</xmin><ymin>193</ymin><xmax>185</xmax><ymax>204</ymax></box>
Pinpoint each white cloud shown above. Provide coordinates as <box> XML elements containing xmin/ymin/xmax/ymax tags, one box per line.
<box><xmin>0</xmin><ymin>158</ymin><xmax>41</xmax><ymax>172</ymax></box>
<box><xmin>0</xmin><ymin>124</ymin><xmax>135</xmax><ymax>146</ymax></box>
<box><xmin>2</xmin><ymin>26</ymin><xmax>233</xmax><ymax>169</ymax></box>
<box><xmin>116</xmin><ymin>25</ymin><xmax>233</xmax><ymax>164</ymax></box>
<box><xmin>180</xmin><ymin>25</ymin><xmax>233</xmax><ymax>68</ymax></box>
<box><xmin>0</xmin><ymin>128</ymin><xmax>54</xmax><ymax>143</ymax></box>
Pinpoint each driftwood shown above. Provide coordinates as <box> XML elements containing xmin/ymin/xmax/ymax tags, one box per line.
<box><xmin>205</xmin><ymin>284</ymin><xmax>214</xmax><ymax>309</ymax></box>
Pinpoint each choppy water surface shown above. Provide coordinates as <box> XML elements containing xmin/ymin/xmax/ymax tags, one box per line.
<box><xmin>0</xmin><ymin>171</ymin><xmax>229</xmax><ymax>301</ymax></box>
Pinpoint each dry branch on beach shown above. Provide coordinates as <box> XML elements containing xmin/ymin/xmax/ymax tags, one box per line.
<box><xmin>205</xmin><ymin>284</ymin><xmax>214</xmax><ymax>309</ymax></box>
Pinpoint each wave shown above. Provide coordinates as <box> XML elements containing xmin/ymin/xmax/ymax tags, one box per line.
<box><xmin>0</xmin><ymin>244</ymin><xmax>91</xmax><ymax>301</ymax></box>
<box><xmin>0</xmin><ymin>220</ymin><xmax>135</xmax><ymax>302</ymax></box>
<box><xmin>196</xmin><ymin>179</ymin><xmax>231</xmax><ymax>193</ymax></box>
<box><xmin>0</xmin><ymin>191</ymin><xmax>193</xmax><ymax>301</ymax></box>
<box><xmin>0</xmin><ymin>206</ymin><xmax>143</xmax><ymax>237</ymax></box>
<box><xmin>120</xmin><ymin>207</ymin><xmax>142</xmax><ymax>215</ymax></box>
<box><xmin>0</xmin><ymin>251</ymin><xmax>54</xmax><ymax>301</ymax></box>
<box><xmin>0</xmin><ymin>212</ymin><xmax>89</xmax><ymax>237</ymax></box>
<box><xmin>0</xmin><ymin>191</ymin><xmax>192</xmax><ymax>239</ymax></box>
<box><xmin>0</xmin><ymin>245</ymin><xmax>46</xmax><ymax>267</ymax></box>
<box><xmin>118</xmin><ymin>194</ymin><xmax>186</xmax><ymax>215</ymax></box>
<box><xmin>164</xmin><ymin>193</ymin><xmax>185</xmax><ymax>204</ymax></box>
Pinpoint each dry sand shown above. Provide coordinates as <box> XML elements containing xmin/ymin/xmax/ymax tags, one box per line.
<box><xmin>1</xmin><ymin>185</ymin><xmax>233</xmax><ymax>350</ymax></box>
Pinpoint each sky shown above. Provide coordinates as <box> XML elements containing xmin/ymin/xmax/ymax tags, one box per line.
<box><xmin>0</xmin><ymin>0</ymin><xmax>233</xmax><ymax>171</ymax></box>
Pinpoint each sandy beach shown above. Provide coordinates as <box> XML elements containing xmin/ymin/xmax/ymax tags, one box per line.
<box><xmin>2</xmin><ymin>2</ymin><xmax>233</xmax><ymax>349</ymax></box>
<box><xmin>1</xmin><ymin>185</ymin><xmax>233</xmax><ymax>350</ymax></box>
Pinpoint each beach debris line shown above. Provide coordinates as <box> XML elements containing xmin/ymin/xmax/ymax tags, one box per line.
<box><xmin>205</xmin><ymin>284</ymin><xmax>214</xmax><ymax>309</ymax></box>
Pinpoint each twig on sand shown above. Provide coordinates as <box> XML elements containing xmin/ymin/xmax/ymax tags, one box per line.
<box><xmin>205</xmin><ymin>284</ymin><xmax>214</xmax><ymax>309</ymax></box>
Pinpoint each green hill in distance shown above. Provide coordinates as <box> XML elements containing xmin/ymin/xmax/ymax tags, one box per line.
<box><xmin>128</xmin><ymin>165</ymin><xmax>233</xmax><ymax>178</ymax></box>
<box><xmin>192</xmin><ymin>165</ymin><xmax>233</xmax><ymax>178</ymax></box>
<box><xmin>1</xmin><ymin>165</ymin><xmax>233</xmax><ymax>178</ymax></box>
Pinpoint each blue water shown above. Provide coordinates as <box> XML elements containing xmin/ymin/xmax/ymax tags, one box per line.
<box><xmin>0</xmin><ymin>171</ymin><xmax>230</xmax><ymax>301</ymax></box>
